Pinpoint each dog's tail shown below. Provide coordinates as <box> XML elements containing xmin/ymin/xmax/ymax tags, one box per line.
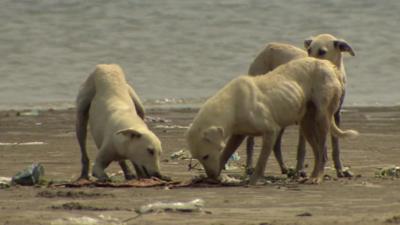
<box><xmin>330</xmin><ymin>117</ymin><xmax>359</xmax><ymax>138</ymax></box>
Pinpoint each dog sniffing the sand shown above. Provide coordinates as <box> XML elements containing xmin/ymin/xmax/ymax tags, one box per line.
<box><xmin>245</xmin><ymin>34</ymin><xmax>355</xmax><ymax>178</ymax></box>
<box><xmin>76</xmin><ymin>64</ymin><xmax>166</xmax><ymax>181</ymax></box>
<box><xmin>187</xmin><ymin>58</ymin><xmax>358</xmax><ymax>184</ymax></box>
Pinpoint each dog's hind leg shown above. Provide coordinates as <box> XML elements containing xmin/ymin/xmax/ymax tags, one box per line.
<box><xmin>127</xmin><ymin>84</ymin><xmax>145</xmax><ymax>120</ymax></box>
<box><xmin>76</xmin><ymin>75</ymin><xmax>95</xmax><ymax>180</ymax></box>
<box><xmin>300</xmin><ymin>104</ymin><xmax>329</xmax><ymax>184</ymax></box>
<box><xmin>273</xmin><ymin>129</ymin><xmax>288</xmax><ymax>174</ymax></box>
<box><xmin>118</xmin><ymin>161</ymin><xmax>136</xmax><ymax>180</ymax></box>
<box><xmin>220</xmin><ymin>135</ymin><xmax>246</xmax><ymax>170</ymax></box>
<box><xmin>295</xmin><ymin>131</ymin><xmax>307</xmax><ymax>178</ymax></box>
<box><xmin>245</xmin><ymin>136</ymin><xmax>255</xmax><ymax>174</ymax></box>
<box><xmin>249</xmin><ymin>129</ymin><xmax>278</xmax><ymax>185</ymax></box>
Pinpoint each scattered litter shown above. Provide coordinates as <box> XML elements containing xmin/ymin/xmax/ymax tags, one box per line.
<box><xmin>153</xmin><ymin>98</ymin><xmax>185</xmax><ymax>105</ymax></box>
<box><xmin>286</xmin><ymin>167</ymin><xmax>297</xmax><ymax>178</ymax></box>
<box><xmin>171</xmin><ymin>175</ymin><xmax>244</xmax><ymax>188</ymax></box>
<box><xmin>0</xmin><ymin>141</ymin><xmax>46</xmax><ymax>146</ymax></box>
<box><xmin>11</xmin><ymin>163</ymin><xmax>45</xmax><ymax>186</ymax></box>
<box><xmin>230</xmin><ymin>152</ymin><xmax>241</xmax><ymax>161</ymax></box>
<box><xmin>51</xmin><ymin>215</ymin><xmax>125</xmax><ymax>225</ymax></box>
<box><xmin>155</xmin><ymin>124</ymin><xmax>189</xmax><ymax>129</ymax></box>
<box><xmin>188</xmin><ymin>158</ymin><xmax>201</xmax><ymax>171</ymax></box>
<box><xmin>297</xmin><ymin>212</ymin><xmax>312</xmax><ymax>217</ymax></box>
<box><xmin>51</xmin><ymin>202</ymin><xmax>131</xmax><ymax>211</ymax></box>
<box><xmin>37</xmin><ymin>190</ymin><xmax>115</xmax><ymax>198</ymax></box>
<box><xmin>386</xmin><ymin>215</ymin><xmax>400</xmax><ymax>224</ymax></box>
<box><xmin>145</xmin><ymin>116</ymin><xmax>171</xmax><ymax>123</ymax></box>
<box><xmin>0</xmin><ymin>177</ymin><xmax>11</xmax><ymax>189</ymax></box>
<box><xmin>225</xmin><ymin>152</ymin><xmax>240</xmax><ymax>170</ymax></box>
<box><xmin>54</xmin><ymin>177</ymin><xmax>179</xmax><ymax>188</ymax></box>
<box><xmin>219</xmin><ymin>174</ymin><xmax>243</xmax><ymax>185</ymax></box>
<box><xmin>17</xmin><ymin>109</ymin><xmax>40</xmax><ymax>117</ymax></box>
<box><xmin>375</xmin><ymin>166</ymin><xmax>400</xmax><ymax>178</ymax></box>
<box><xmin>360</xmin><ymin>181</ymin><xmax>382</xmax><ymax>188</ymax></box>
<box><xmin>135</xmin><ymin>198</ymin><xmax>205</xmax><ymax>214</ymax></box>
<box><xmin>170</xmin><ymin>149</ymin><xmax>191</xmax><ymax>160</ymax></box>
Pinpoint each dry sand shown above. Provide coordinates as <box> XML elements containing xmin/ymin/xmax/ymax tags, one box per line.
<box><xmin>0</xmin><ymin>106</ymin><xmax>400</xmax><ymax>225</ymax></box>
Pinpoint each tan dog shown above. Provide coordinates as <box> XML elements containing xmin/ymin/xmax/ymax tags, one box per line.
<box><xmin>245</xmin><ymin>34</ymin><xmax>355</xmax><ymax>178</ymax></box>
<box><xmin>76</xmin><ymin>64</ymin><xmax>166</xmax><ymax>181</ymax></box>
<box><xmin>186</xmin><ymin>58</ymin><xmax>358</xmax><ymax>184</ymax></box>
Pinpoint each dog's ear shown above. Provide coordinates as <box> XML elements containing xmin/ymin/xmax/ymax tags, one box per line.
<box><xmin>203</xmin><ymin>126</ymin><xmax>224</xmax><ymax>147</ymax></box>
<box><xmin>116</xmin><ymin>128</ymin><xmax>142</xmax><ymax>139</ymax></box>
<box><xmin>304</xmin><ymin>37</ymin><xmax>314</xmax><ymax>49</ymax></box>
<box><xmin>333</xmin><ymin>39</ymin><xmax>355</xmax><ymax>56</ymax></box>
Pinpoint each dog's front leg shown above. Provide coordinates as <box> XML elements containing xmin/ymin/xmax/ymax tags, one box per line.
<box><xmin>220</xmin><ymin>135</ymin><xmax>246</xmax><ymax>170</ymax></box>
<box><xmin>92</xmin><ymin>147</ymin><xmax>113</xmax><ymax>182</ymax></box>
<box><xmin>245</xmin><ymin>136</ymin><xmax>255</xmax><ymax>175</ymax></box>
<box><xmin>331</xmin><ymin>110</ymin><xmax>352</xmax><ymax>178</ymax></box>
<box><xmin>118</xmin><ymin>161</ymin><xmax>136</xmax><ymax>180</ymax></box>
<box><xmin>249</xmin><ymin>130</ymin><xmax>277</xmax><ymax>185</ymax></box>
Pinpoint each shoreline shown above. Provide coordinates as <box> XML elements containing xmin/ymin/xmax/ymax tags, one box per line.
<box><xmin>1</xmin><ymin>103</ymin><xmax>400</xmax><ymax>113</ymax></box>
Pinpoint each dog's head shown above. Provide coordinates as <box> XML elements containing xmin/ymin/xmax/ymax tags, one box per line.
<box><xmin>304</xmin><ymin>34</ymin><xmax>355</xmax><ymax>64</ymax></box>
<box><xmin>116</xmin><ymin>128</ymin><xmax>163</xmax><ymax>179</ymax></box>
<box><xmin>186</xmin><ymin>126</ymin><xmax>225</xmax><ymax>179</ymax></box>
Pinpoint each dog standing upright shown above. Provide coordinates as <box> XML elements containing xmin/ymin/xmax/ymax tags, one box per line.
<box><xmin>245</xmin><ymin>34</ymin><xmax>355</xmax><ymax>178</ymax></box>
<box><xmin>187</xmin><ymin>58</ymin><xmax>358</xmax><ymax>185</ymax></box>
<box><xmin>75</xmin><ymin>64</ymin><xmax>166</xmax><ymax>181</ymax></box>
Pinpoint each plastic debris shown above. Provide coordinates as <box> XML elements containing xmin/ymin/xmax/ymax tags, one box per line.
<box><xmin>219</xmin><ymin>174</ymin><xmax>243</xmax><ymax>185</ymax></box>
<box><xmin>145</xmin><ymin>116</ymin><xmax>171</xmax><ymax>123</ymax></box>
<box><xmin>135</xmin><ymin>199</ymin><xmax>205</xmax><ymax>214</ymax></box>
<box><xmin>17</xmin><ymin>109</ymin><xmax>40</xmax><ymax>117</ymax></box>
<box><xmin>51</xmin><ymin>215</ymin><xmax>124</xmax><ymax>225</ymax></box>
<box><xmin>297</xmin><ymin>212</ymin><xmax>312</xmax><ymax>217</ymax></box>
<box><xmin>0</xmin><ymin>177</ymin><xmax>11</xmax><ymax>189</ymax></box>
<box><xmin>11</xmin><ymin>163</ymin><xmax>45</xmax><ymax>185</ymax></box>
<box><xmin>170</xmin><ymin>149</ymin><xmax>192</xmax><ymax>160</ymax></box>
<box><xmin>0</xmin><ymin>142</ymin><xmax>46</xmax><ymax>146</ymax></box>
<box><xmin>225</xmin><ymin>152</ymin><xmax>240</xmax><ymax>170</ymax></box>
<box><xmin>375</xmin><ymin>166</ymin><xmax>400</xmax><ymax>178</ymax></box>
<box><xmin>155</xmin><ymin>124</ymin><xmax>189</xmax><ymax>129</ymax></box>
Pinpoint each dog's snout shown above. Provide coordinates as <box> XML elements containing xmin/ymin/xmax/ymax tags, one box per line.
<box><xmin>318</xmin><ymin>48</ymin><xmax>327</xmax><ymax>57</ymax></box>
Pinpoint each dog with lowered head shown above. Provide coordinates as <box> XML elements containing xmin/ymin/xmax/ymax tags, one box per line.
<box><xmin>186</xmin><ymin>57</ymin><xmax>358</xmax><ymax>184</ymax></box>
<box><xmin>245</xmin><ymin>34</ymin><xmax>355</xmax><ymax>178</ymax></box>
<box><xmin>75</xmin><ymin>64</ymin><xmax>167</xmax><ymax>181</ymax></box>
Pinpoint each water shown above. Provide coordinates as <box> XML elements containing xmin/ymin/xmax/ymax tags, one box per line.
<box><xmin>0</xmin><ymin>0</ymin><xmax>399</xmax><ymax>109</ymax></box>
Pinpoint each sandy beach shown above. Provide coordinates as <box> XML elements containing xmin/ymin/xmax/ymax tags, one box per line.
<box><xmin>0</xmin><ymin>106</ymin><xmax>400</xmax><ymax>225</ymax></box>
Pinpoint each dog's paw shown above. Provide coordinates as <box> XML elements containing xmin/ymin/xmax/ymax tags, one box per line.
<box><xmin>124</xmin><ymin>174</ymin><xmax>136</xmax><ymax>180</ymax></box>
<box><xmin>337</xmin><ymin>169</ymin><xmax>353</xmax><ymax>178</ymax></box>
<box><xmin>301</xmin><ymin>176</ymin><xmax>322</xmax><ymax>184</ymax></box>
<box><xmin>248</xmin><ymin>174</ymin><xmax>260</xmax><ymax>185</ymax></box>
<box><xmin>298</xmin><ymin>170</ymin><xmax>308</xmax><ymax>178</ymax></box>
<box><xmin>245</xmin><ymin>167</ymin><xmax>255</xmax><ymax>176</ymax></box>
<box><xmin>281</xmin><ymin>167</ymin><xmax>289</xmax><ymax>175</ymax></box>
<box><xmin>309</xmin><ymin>177</ymin><xmax>323</xmax><ymax>184</ymax></box>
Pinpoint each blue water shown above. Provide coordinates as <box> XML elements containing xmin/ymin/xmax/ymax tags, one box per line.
<box><xmin>0</xmin><ymin>0</ymin><xmax>399</xmax><ymax>109</ymax></box>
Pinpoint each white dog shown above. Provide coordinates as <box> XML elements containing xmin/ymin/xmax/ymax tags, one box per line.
<box><xmin>245</xmin><ymin>34</ymin><xmax>355</xmax><ymax>178</ymax></box>
<box><xmin>186</xmin><ymin>58</ymin><xmax>358</xmax><ymax>184</ymax></box>
<box><xmin>75</xmin><ymin>64</ymin><xmax>166</xmax><ymax>181</ymax></box>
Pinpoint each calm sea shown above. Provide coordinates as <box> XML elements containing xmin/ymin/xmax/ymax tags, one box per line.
<box><xmin>0</xmin><ymin>0</ymin><xmax>399</xmax><ymax>109</ymax></box>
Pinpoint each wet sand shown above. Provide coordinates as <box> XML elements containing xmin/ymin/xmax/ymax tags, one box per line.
<box><xmin>0</xmin><ymin>106</ymin><xmax>400</xmax><ymax>225</ymax></box>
